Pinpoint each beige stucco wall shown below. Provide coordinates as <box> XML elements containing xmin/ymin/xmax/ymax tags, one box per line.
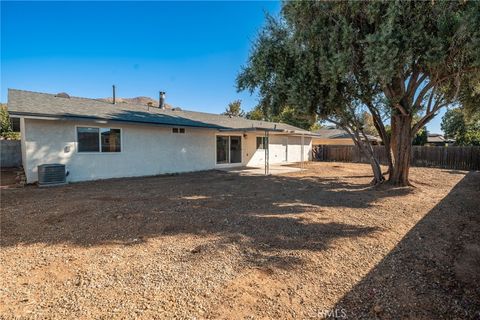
<box><xmin>21</xmin><ymin>119</ymin><xmax>313</xmax><ymax>183</ymax></box>
<box><xmin>22</xmin><ymin>118</ymin><xmax>217</xmax><ymax>183</ymax></box>
<box><xmin>243</xmin><ymin>133</ymin><xmax>312</xmax><ymax>167</ymax></box>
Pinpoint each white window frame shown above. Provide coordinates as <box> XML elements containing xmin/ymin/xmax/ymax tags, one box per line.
<box><xmin>75</xmin><ymin>125</ymin><xmax>123</xmax><ymax>154</ymax></box>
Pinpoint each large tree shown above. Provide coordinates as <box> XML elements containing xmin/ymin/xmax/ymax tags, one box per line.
<box><xmin>238</xmin><ymin>16</ymin><xmax>390</xmax><ymax>184</ymax></box>
<box><xmin>285</xmin><ymin>1</ymin><xmax>480</xmax><ymax>185</ymax></box>
<box><xmin>239</xmin><ymin>1</ymin><xmax>480</xmax><ymax>186</ymax></box>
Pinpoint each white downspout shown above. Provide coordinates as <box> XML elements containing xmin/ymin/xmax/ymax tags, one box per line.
<box><xmin>264</xmin><ymin>130</ymin><xmax>270</xmax><ymax>175</ymax></box>
<box><xmin>301</xmin><ymin>133</ymin><xmax>305</xmax><ymax>169</ymax></box>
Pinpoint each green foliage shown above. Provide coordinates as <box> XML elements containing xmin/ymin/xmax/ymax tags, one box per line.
<box><xmin>272</xmin><ymin>106</ymin><xmax>316</xmax><ymax>130</ymax></box>
<box><xmin>237</xmin><ymin>16</ymin><xmax>320</xmax><ymax>117</ymax></box>
<box><xmin>222</xmin><ymin>100</ymin><xmax>245</xmax><ymax>117</ymax></box>
<box><xmin>441</xmin><ymin>109</ymin><xmax>465</xmax><ymax>139</ymax></box>
<box><xmin>282</xmin><ymin>1</ymin><xmax>480</xmax><ymax>117</ymax></box>
<box><xmin>412</xmin><ymin>127</ymin><xmax>427</xmax><ymax>146</ymax></box>
<box><xmin>457</xmin><ymin>74</ymin><xmax>480</xmax><ymax>118</ymax></box>
<box><xmin>0</xmin><ymin>105</ymin><xmax>11</xmax><ymax>132</ymax></box>
<box><xmin>0</xmin><ymin>104</ymin><xmax>20</xmax><ymax>140</ymax></box>
<box><xmin>441</xmin><ymin>108</ymin><xmax>480</xmax><ymax>146</ymax></box>
<box><xmin>238</xmin><ymin>1</ymin><xmax>480</xmax><ymax>127</ymax></box>
<box><xmin>245</xmin><ymin>104</ymin><xmax>317</xmax><ymax>130</ymax></box>
<box><xmin>2</xmin><ymin>132</ymin><xmax>21</xmax><ymax>140</ymax></box>
<box><xmin>309</xmin><ymin>122</ymin><xmax>322</xmax><ymax>132</ymax></box>
<box><xmin>463</xmin><ymin>130</ymin><xmax>480</xmax><ymax>146</ymax></box>
<box><xmin>245</xmin><ymin>105</ymin><xmax>265</xmax><ymax>120</ymax></box>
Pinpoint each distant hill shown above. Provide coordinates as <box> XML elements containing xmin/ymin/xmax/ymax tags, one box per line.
<box><xmin>99</xmin><ymin>97</ymin><xmax>173</xmax><ymax>109</ymax></box>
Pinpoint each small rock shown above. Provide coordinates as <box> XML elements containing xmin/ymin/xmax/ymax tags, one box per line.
<box><xmin>373</xmin><ymin>304</ymin><xmax>383</xmax><ymax>314</ymax></box>
<box><xmin>191</xmin><ymin>246</ymin><xmax>202</xmax><ymax>254</ymax></box>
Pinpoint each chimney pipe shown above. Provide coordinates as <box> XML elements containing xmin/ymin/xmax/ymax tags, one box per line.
<box><xmin>159</xmin><ymin>91</ymin><xmax>166</xmax><ymax>109</ymax></box>
<box><xmin>112</xmin><ymin>85</ymin><xmax>116</xmax><ymax>104</ymax></box>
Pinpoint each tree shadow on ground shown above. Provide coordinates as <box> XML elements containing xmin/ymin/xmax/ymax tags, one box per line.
<box><xmin>331</xmin><ymin>171</ymin><xmax>480</xmax><ymax>319</ymax></box>
<box><xmin>0</xmin><ymin>169</ymin><xmax>412</xmax><ymax>269</ymax></box>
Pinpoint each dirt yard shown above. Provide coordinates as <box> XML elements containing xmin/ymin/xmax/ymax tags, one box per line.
<box><xmin>1</xmin><ymin>162</ymin><xmax>479</xmax><ymax>319</ymax></box>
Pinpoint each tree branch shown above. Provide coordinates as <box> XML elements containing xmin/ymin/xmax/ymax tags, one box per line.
<box><xmin>411</xmin><ymin>99</ymin><xmax>449</xmax><ymax>135</ymax></box>
<box><xmin>425</xmin><ymin>86</ymin><xmax>436</xmax><ymax>114</ymax></box>
<box><xmin>383</xmin><ymin>85</ymin><xmax>409</xmax><ymax>116</ymax></box>
<box><xmin>413</xmin><ymin>67</ymin><xmax>479</xmax><ymax>110</ymax></box>
<box><xmin>413</xmin><ymin>80</ymin><xmax>436</xmax><ymax>110</ymax></box>
<box><xmin>406</xmin><ymin>67</ymin><xmax>420</xmax><ymax>102</ymax></box>
<box><xmin>325</xmin><ymin>117</ymin><xmax>363</xmax><ymax>149</ymax></box>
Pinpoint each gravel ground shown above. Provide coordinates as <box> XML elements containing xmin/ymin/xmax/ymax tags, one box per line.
<box><xmin>1</xmin><ymin>162</ymin><xmax>479</xmax><ymax>319</ymax></box>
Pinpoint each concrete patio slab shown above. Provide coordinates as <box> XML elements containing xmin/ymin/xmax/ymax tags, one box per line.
<box><xmin>218</xmin><ymin>163</ymin><xmax>304</xmax><ymax>175</ymax></box>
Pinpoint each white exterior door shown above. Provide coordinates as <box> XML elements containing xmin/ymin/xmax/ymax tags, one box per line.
<box><xmin>269</xmin><ymin>136</ymin><xmax>288</xmax><ymax>163</ymax></box>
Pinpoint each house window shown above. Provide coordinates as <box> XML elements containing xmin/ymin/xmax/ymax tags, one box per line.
<box><xmin>216</xmin><ymin>135</ymin><xmax>242</xmax><ymax>164</ymax></box>
<box><xmin>77</xmin><ymin>127</ymin><xmax>100</xmax><ymax>152</ymax></box>
<box><xmin>77</xmin><ymin>127</ymin><xmax>121</xmax><ymax>153</ymax></box>
<box><xmin>10</xmin><ymin>117</ymin><xmax>20</xmax><ymax>132</ymax></box>
<box><xmin>101</xmin><ymin>128</ymin><xmax>121</xmax><ymax>152</ymax></box>
<box><xmin>172</xmin><ymin>128</ymin><xmax>185</xmax><ymax>134</ymax></box>
<box><xmin>256</xmin><ymin>136</ymin><xmax>269</xmax><ymax>149</ymax></box>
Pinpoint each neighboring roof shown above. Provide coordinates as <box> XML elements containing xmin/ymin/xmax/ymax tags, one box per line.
<box><xmin>427</xmin><ymin>133</ymin><xmax>455</xmax><ymax>144</ymax></box>
<box><xmin>8</xmin><ymin>89</ymin><xmax>314</xmax><ymax>135</ymax></box>
<box><xmin>313</xmin><ymin>127</ymin><xmax>381</xmax><ymax>142</ymax></box>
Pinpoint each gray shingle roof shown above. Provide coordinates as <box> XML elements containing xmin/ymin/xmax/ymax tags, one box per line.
<box><xmin>8</xmin><ymin>89</ymin><xmax>314</xmax><ymax>135</ymax></box>
<box><xmin>427</xmin><ymin>133</ymin><xmax>454</xmax><ymax>144</ymax></box>
<box><xmin>314</xmin><ymin>128</ymin><xmax>381</xmax><ymax>142</ymax></box>
<box><xmin>314</xmin><ymin>128</ymin><xmax>352</xmax><ymax>139</ymax></box>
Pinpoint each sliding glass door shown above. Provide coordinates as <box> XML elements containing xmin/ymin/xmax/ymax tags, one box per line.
<box><xmin>230</xmin><ymin>136</ymin><xmax>242</xmax><ymax>163</ymax></box>
<box><xmin>216</xmin><ymin>136</ymin><xmax>230</xmax><ymax>164</ymax></box>
<box><xmin>216</xmin><ymin>135</ymin><xmax>242</xmax><ymax>164</ymax></box>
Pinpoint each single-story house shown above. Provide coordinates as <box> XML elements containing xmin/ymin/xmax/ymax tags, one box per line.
<box><xmin>426</xmin><ymin>133</ymin><xmax>455</xmax><ymax>146</ymax></box>
<box><xmin>7</xmin><ymin>89</ymin><xmax>317</xmax><ymax>183</ymax></box>
<box><xmin>312</xmin><ymin>127</ymin><xmax>381</xmax><ymax>146</ymax></box>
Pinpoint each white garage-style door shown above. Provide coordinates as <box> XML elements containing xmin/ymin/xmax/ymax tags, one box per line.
<box><xmin>269</xmin><ymin>135</ymin><xmax>288</xmax><ymax>163</ymax></box>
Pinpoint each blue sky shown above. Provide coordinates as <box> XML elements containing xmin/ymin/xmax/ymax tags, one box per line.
<box><xmin>1</xmin><ymin>1</ymin><xmax>445</xmax><ymax>133</ymax></box>
<box><xmin>1</xmin><ymin>1</ymin><xmax>280</xmax><ymax>110</ymax></box>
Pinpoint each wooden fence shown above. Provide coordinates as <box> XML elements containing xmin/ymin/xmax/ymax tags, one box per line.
<box><xmin>313</xmin><ymin>145</ymin><xmax>480</xmax><ymax>171</ymax></box>
<box><xmin>0</xmin><ymin>140</ymin><xmax>22</xmax><ymax>168</ymax></box>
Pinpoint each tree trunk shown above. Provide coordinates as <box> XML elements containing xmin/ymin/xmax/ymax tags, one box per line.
<box><xmin>384</xmin><ymin>140</ymin><xmax>394</xmax><ymax>177</ymax></box>
<box><xmin>369</xmin><ymin>156</ymin><xmax>385</xmax><ymax>185</ymax></box>
<box><xmin>329</xmin><ymin>119</ymin><xmax>385</xmax><ymax>186</ymax></box>
<box><xmin>389</xmin><ymin>113</ymin><xmax>413</xmax><ymax>186</ymax></box>
<box><xmin>366</xmin><ymin>103</ymin><xmax>393</xmax><ymax>177</ymax></box>
<box><xmin>356</xmin><ymin>140</ymin><xmax>385</xmax><ymax>185</ymax></box>
<box><xmin>377</xmin><ymin>129</ymin><xmax>394</xmax><ymax>176</ymax></box>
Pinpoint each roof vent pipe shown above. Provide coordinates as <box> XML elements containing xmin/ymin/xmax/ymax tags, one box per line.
<box><xmin>112</xmin><ymin>85</ymin><xmax>116</xmax><ymax>104</ymax></box>
<box><xmin>159</xmin><ymin>91</ymin><xmax>166</xmax><ymax>109</ymax></box>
